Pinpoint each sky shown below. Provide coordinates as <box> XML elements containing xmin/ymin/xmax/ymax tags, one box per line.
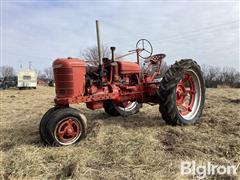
<box><xmin>1</xmin><ymin>0</ymin><xmax>239</xmax><ymax>71</ymax></box>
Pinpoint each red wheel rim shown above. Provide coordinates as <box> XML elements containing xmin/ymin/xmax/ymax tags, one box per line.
<box><xmin>176</xmin><ymin>73</ymin><xmax>196</xmax><ymax>116</ymax></box>
<box><xmin>118</xmin><ymin>101</ymin><xmax>138</xmax><ymax>111</ymax></box>
<box><xmin>55</xmin><ymin>118</ymin><xmax>81</xmax><ymax>145</ymax></box>
<box><xmin>123</xmin><ymin>101</ymin><xmax>134</xmax><ymax>108</ymax></box>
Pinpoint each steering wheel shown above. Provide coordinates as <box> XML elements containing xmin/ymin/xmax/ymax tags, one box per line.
<box><xmin>136</xmin><ymin>39</ymin><xmax>153</xmax><ymax>59</ymax></box>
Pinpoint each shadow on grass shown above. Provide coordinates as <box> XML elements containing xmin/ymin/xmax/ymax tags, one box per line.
<box><xmin>84</xmin><ymin>109</ymin><xmax>166</xmax><ymax>129</ymax></box>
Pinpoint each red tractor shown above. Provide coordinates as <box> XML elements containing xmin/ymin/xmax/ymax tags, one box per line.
<box><xmin>40</xmin><ymin>21</ymin><xmax>205</xmax><ymax>146</ymax></box>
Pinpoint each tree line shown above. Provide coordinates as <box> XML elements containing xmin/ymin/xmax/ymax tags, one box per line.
<box><xmin>1</xmin><ymin>64</ymin><xmax>239</xmax><ymax>88</ymax></box>
<box><xmin>201</xmin><ymin>65</ymin><xmax>240</xmax><ymax>88</ymax></box>
<box><xmin>0</xmin><ymin>66</ymin><xmax>54</xmax><ymax>79</ymax></box>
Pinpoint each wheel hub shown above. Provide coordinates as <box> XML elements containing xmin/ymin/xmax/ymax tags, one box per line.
<box><xmin>56</xmin><ymin>118</ymin><xmax>80</xmax><ymax>143</ymax></box>
<box><xmin>176</xmin><ymin>83</ymin><xmax>186</xmax><ymax>105</ymax></box>
<box><xmin>66</xmin><ymin>127</ymin><xmax>73</xmax><ymax>135</ymax></box>
<box><xmin>176</xmin><ymin>73</ymin><xmax>196</xmax><ymax>116</ymax></box>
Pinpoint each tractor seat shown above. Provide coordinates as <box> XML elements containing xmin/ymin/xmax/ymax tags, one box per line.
<box><xmin>145</xmin><ymin>54</ymin><xmax>166</xmax><ymax>64</ymax></box>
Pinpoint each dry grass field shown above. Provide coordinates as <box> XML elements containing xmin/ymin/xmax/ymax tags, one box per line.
<box><xmin>0</xmin><ymin>86</ymin><xmax>239</xmax><ymax>179</ymax></box>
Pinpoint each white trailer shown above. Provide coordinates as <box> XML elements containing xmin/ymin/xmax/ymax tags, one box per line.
<box><xmin>17</xmin><ymin>70</ymin><xmax>37</xmax><ymax>89</ymax></box>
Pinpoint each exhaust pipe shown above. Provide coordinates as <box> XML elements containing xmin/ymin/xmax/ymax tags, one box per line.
<box><xmin>96</xmin><ymin>20</ymin><xmax>102</xmax><ymax>65</ymax></box>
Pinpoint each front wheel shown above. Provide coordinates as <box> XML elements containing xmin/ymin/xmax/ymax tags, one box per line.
<box><xmin>40</xmin><ymin>107</ymin><xmax>87</xmax><ymax>146</ymax></box>
<box><xmin>159</xmin><ymin>59</ymin><xmax>205</xmax><ymax>125</ymax></box>
<box><xmin>39</xmin><ymin>106</ymin><xmax>59</xmax><ymax>144</ymax></box>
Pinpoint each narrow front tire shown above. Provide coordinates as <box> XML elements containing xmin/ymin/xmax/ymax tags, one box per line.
<box><xmin>40</xmin><ymin>107</ymin><xmax>87</xmax><ymax>146</ymax></box>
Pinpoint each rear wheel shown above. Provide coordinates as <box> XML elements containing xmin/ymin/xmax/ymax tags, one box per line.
<box><xmin>40</xmin><ymin>107</ymin><xmax>87</xmax><ymax>146</ymax></box>
<box><xmin>103</xmin><ymin>100</ymin><xmax>141</xmax><ymax>117</ymax></box>
<box><xmin>103</xmin><ymin>101</ymin><xmax>120</xmax><ymax>116</ymax></box>
<box><xmin>159</xmin><ymin>59</ymin><xmax>205</xmax><ymax>125</ymax></box>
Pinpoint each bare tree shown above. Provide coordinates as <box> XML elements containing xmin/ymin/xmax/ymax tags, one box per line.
<box><xmin>202</xmin><ymin>64</ymin><xmax>240</xmax><ymax>88</ymax></box>
<box><xmin>0</xmin><ymin>66</ymin><xmax>15</xmax><ymax>77</ymax></box>
<box><xmin>202</xmin><ymin>65</ymin><xmax>221</xmax><ymax>88</ymax></box>
<box><xmin>221</xmin><ymin>67</ymin><xmax>239</xmax><ymax>87</ymax></box>
<box><xmin>35</xmin><ymin>69</ymin><xmax>46</xmax><ymax>79</ymax></box>
<box><xmin>35</xmin><ymin>69</ymin><xmax>41</xmax><ymax>77</ymax></box>
<box><xmin>44</xmin><ymin>67</ymin><xmax>53</xmax><ymax>79</ymax></box>
<box><xmin>80</xmin><ymin>45</ymin><xmax>110</xmax><ymax>65</ymax></box>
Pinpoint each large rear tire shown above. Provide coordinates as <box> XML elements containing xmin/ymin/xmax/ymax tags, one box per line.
<box><xmin>159</xmin><ymin>59</ymin><xmax>205</xmax><ymax>125</ymax></box>
<box><xmin>103</xmin><ymin>100</ymin><xmax>141</xmax><ymax>117</ymax></box>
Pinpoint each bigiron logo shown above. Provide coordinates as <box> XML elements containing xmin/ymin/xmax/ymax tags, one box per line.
<box><xmin>180</xmin><ymin>161</ymin><xmax>239</xmax><ymax>179</ymax></box>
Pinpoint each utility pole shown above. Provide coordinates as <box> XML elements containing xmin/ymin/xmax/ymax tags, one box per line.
<box><xmin>28</xmin><ymin>61</ymin><xmax>32</xmax><ymax>70</ymax></box>
<box><xmin>18</xmin><ymin>60</ymin><xmax>23</xmax><ymax>70</ymax></box>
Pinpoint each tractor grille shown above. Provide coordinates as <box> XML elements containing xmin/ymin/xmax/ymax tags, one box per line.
<box><xmin>54</xmin><ymin>68</ymin><xmax>74</xmax><ymax>97</ymax></box>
